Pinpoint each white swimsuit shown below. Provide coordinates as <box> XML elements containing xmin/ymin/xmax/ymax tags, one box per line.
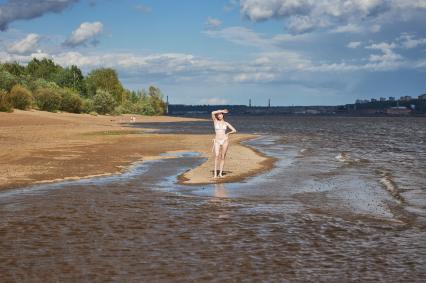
<box><xmin>213</xmin><ymin>122</ymin><xmax>228</xmax><ymax>149</ymax></box>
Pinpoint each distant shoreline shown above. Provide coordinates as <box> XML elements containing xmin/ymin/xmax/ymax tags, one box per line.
<box><xmin>166</xmin><ymin>101</ymin><xmax>426</xmax><ymax>117</ymax></box>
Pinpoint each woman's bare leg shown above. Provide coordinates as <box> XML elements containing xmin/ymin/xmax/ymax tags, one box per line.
<box><xmin>219</xmin><ymin>140</ymin><xmax>229</xmax><ymax>177</ymax></box>
<box><xmin>214</xmin><ymin>141</ymin><xmax>221</xmax><ymax>178</ymax></box>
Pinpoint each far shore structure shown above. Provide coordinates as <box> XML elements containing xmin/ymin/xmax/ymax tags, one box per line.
<box><xmin>167</xmin><ymin>92</ymin><xmax>426</xmax><ymax>116</ymax></box>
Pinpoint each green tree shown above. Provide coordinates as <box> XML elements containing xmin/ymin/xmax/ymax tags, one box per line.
<box><xmin>30</xmin><ymin>78</ymin><xmax>61</xmax><ymax>93</ymax></box>
<box><xmin>9</xmin><ymin>85</ymin><xmax>33</xmax><ymax>110</ymax></box>
<box><xmin>135</xmin><ymin>99</ymin><xmax>156</xmax><ymax>115</ymax></box>
<box><xmin>84</xmin><ymin>68</ymin><xmax>123</xmax><ymax>101</ymax></box>
<box><xmin>2</xmin><ymin>62</ymin><xmax>26</xmax><ymax>77</ymax></box>
<box><xmin>54</xmin><ymin>65</ymin><xmax>86</xmax><ymax>95</ymax></box>
<box><xmin>93</xmin><ymin>89</ymin><xmax>116</xmax><ymax>114</ymax></box>
<box><xmin>148</xmin><ymin>86</ymin><xmax>166</xmax><ymax>114</ymax></box>
<box><xmin>26</xmin><ymin>58</ymin><xmax>63</xmax><ymax>81</ymax></box>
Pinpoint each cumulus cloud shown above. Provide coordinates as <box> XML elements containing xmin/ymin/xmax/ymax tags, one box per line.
<box><xmin>366</xmin><ymin>42</ymin><xmax>402</xmax><ymax>63</ymax></box>
<box><xmin>398</xmin><ymin>33</ymin><xmax>426</xmax><ymax>49</ymax></box>
<box><xmin>7</xmin><ymin>33</ymin><xmax>40</xmax><ymax>54</ymax></box>
<box><xmin>63</xmin><ymin>21</ymin><xmax>103</xmax><ymax>47</ymax></box>
<box><xmin>205</xmin><ymin>17</ymin><xmax>222</xmax><ymax>29</ymax></box>
<box><xmin>233</xmin><ymin>72</ymin><xmax>276</xmax><ymax>83</ymax></box>
<box><xmin>0</xmin><ymin>0</ymin><xmax>77</xmax><ymax>31</ymax></box>
<box><xmin>239</xmin><ymin>0</ymin><xmax>426</xmax><ymax>33</ymax></box>
<box><xmin>330</xmin><ymin>24</ymin><xmax>362</xmax><ymax>34</ymax></box>
<box><xmin>204</xmin><ymin>26</ymin><xmax>309</xmax><ymax>50</ymax></box>
<box><xmin>200</xmin><ymin>98</ymin><xmax>228</xmax><ymax>105</ymax></box>
<box><xmin>1</xmin><ymin>32</ymin><xmax>425</xmax><ymax>87</ymax></box>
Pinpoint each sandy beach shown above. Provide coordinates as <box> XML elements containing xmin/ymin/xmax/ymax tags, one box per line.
<box><xmin>0</xmin><ymin>110</ymin><xmax>273</xmax><ymax>190</ymax></box>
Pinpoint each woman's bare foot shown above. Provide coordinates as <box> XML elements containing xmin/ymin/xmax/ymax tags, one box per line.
<box><xmin>218</xmin><ymin>172</ymin><xmax>223</xmax><ymax>178</ymax></box>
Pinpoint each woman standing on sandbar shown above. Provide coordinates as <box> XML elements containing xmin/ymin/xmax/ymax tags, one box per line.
<box><xmin>211</xmin><ymin>109</ymin><xmax>237</xmax><ymax>179</ymax></box>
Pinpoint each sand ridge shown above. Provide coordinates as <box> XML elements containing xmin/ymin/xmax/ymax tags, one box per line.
<box><xmin>0</xmin><ymin>110</ymin><xmax>273</xmax><ymax>190</ymax></box>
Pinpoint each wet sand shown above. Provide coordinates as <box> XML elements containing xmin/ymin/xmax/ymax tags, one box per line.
<box><xmin>0</xmin><ymin>110</ymin><xmax>272</xmax><ymax>190</ymax></box>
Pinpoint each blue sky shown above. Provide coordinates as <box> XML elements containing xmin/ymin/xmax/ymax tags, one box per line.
<box><xmin>0</xmin><ymin>0</ymin><xmax>426</xmax><ymax>106</ymax></box>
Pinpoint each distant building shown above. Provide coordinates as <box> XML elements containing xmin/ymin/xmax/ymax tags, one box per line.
<box><xmin>386</xmin><ymin>106</ymin><xmax>411</xmax><ymax>115</ymax></box>
<box><xmin>380</xmin><ymin>97</ymin><xmax>386</xmax><ymax>101</ymax></box>
<box><xmin>400</xmin><ymin>96</ymin><xmax>412</xmax><ymax>101</ymax></box>
<box><xmin>306</xmin><ymin>109</ymin><xmax>320</xmax><ymax>114</ymax></box>
<box><xmin>356</xmin><ymin>99</ymin><xmax>370</xmax><ymax>104</ymax></box>
<box><xmin>371</xmin><ymin>98</ymin><xmax>377</xmax><ymax>102</ymax></box>
<box><xmin>419</xmin><ymin>94</ymin><xmax>426</xmax><ymax>100</ymax></box>
<box><xmin>389</xmin><ymin>97</ymin><xmax>395</xmax><ymax>101</ymax></box>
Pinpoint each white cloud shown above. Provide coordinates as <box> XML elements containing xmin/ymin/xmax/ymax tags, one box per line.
<box><xmin>1</xmin><ymin>34</ymin><xmax>425</xmax><ymax>88</ymax></box>
<box><xmin>205</xmin><ymin>17</ymin><xmax>222</xmax><ymax>29</ymax></box>
<box><xmin>224</xmin><ymin>0</ymin><xmax>239</xmax><ymax>12</ymax></box>
<box><xmin>347</xmin><ymin>41</ymin><xmax>361</xmax><ymax>48</ymax></box>
<box><xmin>366</xmin><ymin>42</ymin><xmax>397</xmax><ymax>51</ymax></box>
<box><xmin>287</xmin><ymin>16</ymin><xmax>320</xmax><ymax>34</ymax></box>
<box><xmin>63</xmin><ymin>21</ymin><xmax>103</xmax><ymax>47</ymax></box>
<box><xmin>7</xmin><ymin>33</ymin><xmax>40</xmax><ymax>54</ymax></box>
<box><xmin>331</xmin><ymin>24</ymin><xmax>362</xmax><ymax>33</ymax></box>
<box><xmin>398</xmin><ymin>33</ymin><xmax>426</xmax><ymax>49</ymax></box>
<box><xmin>204</xmin><ymin>26</ymin><xmax>273</xmax><ymax>49</ymax></box>
<box><xmin>366</xmin><ymin>42</ymin><xmax>402</xmax><ymax>64</ymax></box>
<box><xmin>204</xmin><ymin>26</ymin><xmax>309</xmax><ymax>50</ymax></box>
<box><xmin>239</xmin><ymin>0</ymin><xmax>426</xmax><ymax>33</ymax></box>
<box><xmin>30</xmin><ymin>50</ymin><xmax>51</xmax><ymax>60</ymax></box>
<box><xmin>252</xmin><ymin>51</ymin><xmax>312</xmax><ymax>71</ymax></box>
<box><xmin>272</xmin><ymin>33</ymin><xmax>309</xmax><ymax>42</ymax></box>
<box><xmin>200</xmin><ymin>98</ymin><xmax>228</xmax><ymax>105</ymax></box>
<box><xmin>233</xmin><ymin>72</ymin><xmax>276</xmax><ymax>83</ymax></box>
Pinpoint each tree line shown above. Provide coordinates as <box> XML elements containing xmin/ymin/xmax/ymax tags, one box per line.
<box><xmin>0</xmin><ymin>58</ymin><xmax>166</xmax><ymax>115</ymax></box>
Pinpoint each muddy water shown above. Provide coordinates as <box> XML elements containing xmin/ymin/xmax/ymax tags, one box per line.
<box><xmin>1</xmin><ymin>116</ymin><xmax>425</xmax><ymax>282</ymax></box>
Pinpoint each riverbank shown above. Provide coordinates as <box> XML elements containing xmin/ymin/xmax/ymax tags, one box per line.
<box><xmin>0</xmin><ymin>110</ymin><xmax>273</xmax><ymax>190</ymax></box>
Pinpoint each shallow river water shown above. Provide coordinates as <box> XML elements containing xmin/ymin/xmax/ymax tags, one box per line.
<box><xmin>0</xmin><ymin>116</ymin><xmax>425</xmax><ymax>282</ymax></box>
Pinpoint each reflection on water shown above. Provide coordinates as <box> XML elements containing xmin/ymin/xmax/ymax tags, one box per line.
<box><xmin>0</xmin><ymin>116</ymin><xmax>425</xmax><ymax>282</ymax></box>
<box><xmin>213</xmin><ymin>183</ymin><xmax>228</xmax><ymax>198</ymax></box>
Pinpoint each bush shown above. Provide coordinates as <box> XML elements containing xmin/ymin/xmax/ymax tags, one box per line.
<box><xmin>9</xmin><ymin>85</ymin><xmax>32</xmax><ymax>110</ymax></box>
<box><xmin>35</xmin><ymin>88</ymin><xmax>62</xmax><ymax>112</ymax></box>
<box><xmin>34</xmin><ymin>78</ymin><xmax>60</xmax><ymax>92</ymax></box>
<box><xmin>113</xmin><ymin>100</ymin><xmax>135</xmax><ymax>115</ymax></box>
<box><xmin>81</xmin><ymin>98</ymin><xmax>95</xmax><ymax>113</ymax></box>
<box><xmin>0</xmin><ymin>89</ymin><xmax>13</xmax><ymax>112</ymax></box>
<box><xmin>93</xmin><ymin>90</ymin><xmax>116</xmax><ymax>114</ymax></box>
<box><xmin>112</xmin><ymin>99</ymin><xmax>159</xmax><ymax>116</ymax></box>
<box><xmin>60</xmin><ymin>88</ymin><xmax>82</xmax><ymax>113</ymax></box>
<box><xmin>135</xmin><ymin>100</ymin><xmax>156</xmax><ymax>115</ymax></box>
<box><xmin>0</xmin><ymin>69</ymin><xmax>19</xmax><ymax>92</ymax></box>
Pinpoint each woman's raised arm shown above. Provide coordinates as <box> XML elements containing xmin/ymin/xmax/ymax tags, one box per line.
<box><xmin>211</xmin><ymin>109</ymin><xmax>228</xmax><ymax>121</ymax></box>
